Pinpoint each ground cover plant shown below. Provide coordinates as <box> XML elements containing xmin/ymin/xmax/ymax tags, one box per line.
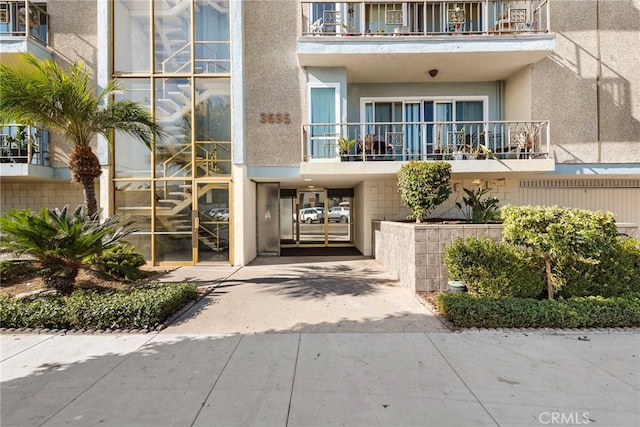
<box><xmin>0</xmin><ymin>283</ymin><xmax>198</xmax><ymax>330</ymax></box>
<box><xmin>436</xmin><ymin>205</ymin><xmax>640</xmax><ymax>328</ymax></box>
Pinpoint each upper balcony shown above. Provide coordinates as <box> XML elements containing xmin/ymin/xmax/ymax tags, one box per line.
<box><xmin>300</xmin><ymin>120</ymin><xmax>555</xmax><ymax>176</ymax></box>
<box><xmin>298</xmin><ymin>1</ymin><xmax>555</xmax><ymax>83</ymax></box>
<box><xmin>0</xmin><ymin>124</ymin><xmax>55</xmax><ymax>179</ymax></box>
<box><xmin>0</xmin><ymin>1</ymin><xmax>51</xmax><ymax>60</ymax></box>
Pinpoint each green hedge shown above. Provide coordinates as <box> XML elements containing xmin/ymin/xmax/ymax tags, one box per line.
<box><xmin>436</xmin><ymin>292</ymin><xmax>640</xmax><ymax>329</ymax></box>
<box><xmin>556</xmin><ymin>238</ymin><xmax>640</xmax><ymax>298</ymax></box>
<box><xmin>0</xmin><ymin>283</ymin><xmax>198</xmax><ymax>330</ymax></box>
<box><xmin>445</xmin><ymin>238</ymin><xmax>545</xmax><ymax>298</ymax></box>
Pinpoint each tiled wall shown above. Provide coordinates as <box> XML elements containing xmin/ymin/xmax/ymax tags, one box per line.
<box><xmin>374</xmin><ymin>221</ymin><xmax>638</xmax><ymax>293</ymax></box>
<box><xmin>0</xmin><ymin>182</ymin><xmax>88</xmax><ymax>215</ymax></box>
<box><xmin>360</xmin><ymin>177</ymin><xmax>520</xmax><ymax>256</ymax></box>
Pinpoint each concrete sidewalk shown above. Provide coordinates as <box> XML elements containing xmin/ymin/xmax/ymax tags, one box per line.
<box><xmin>2</xmin><ymin>331</ymin><xmax>638</xmax><ymax>426</ymax></box>
<box><xmin>1</xmin><ymin>259</ymin><xmax>639</xmax><ymax>426</ymax></box>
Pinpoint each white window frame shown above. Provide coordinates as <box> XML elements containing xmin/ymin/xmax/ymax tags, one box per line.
<box><xmin>308</xmin><ymin>82</ymin><xmax>342</xmax><ymax>161</ymax></box>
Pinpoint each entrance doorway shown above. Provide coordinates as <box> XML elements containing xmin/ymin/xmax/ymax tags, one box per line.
<box><xmin>195</xmin><ymin>182</ymin><xmax>231</xmax><ymax>263</ymax></box>
<box><xmin>280</xmin><ymin>188</ymin><xmax>354</xmax><ymax>248</ymax></box>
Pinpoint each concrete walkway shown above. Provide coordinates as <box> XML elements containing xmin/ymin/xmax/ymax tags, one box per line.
<box><xmin>1</xmin><ymin>258</ymin><xmax>639</xmax><ymax>426</ymax></box>
<box><xmin>161</xmin><ymin>258</ymin><xmax>449</xmax><ymax>334</ymax></box>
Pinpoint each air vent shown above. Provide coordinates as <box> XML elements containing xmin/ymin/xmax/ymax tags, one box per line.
<box><xmin>520</xmin><ymin>179</ymin><xmax>640</xmax><ymax>189</ymax></box>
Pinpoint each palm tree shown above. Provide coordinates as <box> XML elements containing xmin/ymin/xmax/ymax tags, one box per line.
<box><xmin>0</xmin><ymin>53</ymin><xmax>164</xmax><ymax>215</ymax></box>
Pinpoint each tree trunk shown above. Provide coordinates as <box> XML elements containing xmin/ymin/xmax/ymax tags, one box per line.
<box><xmin>81</xmin><ymin>176</ymin><xmax>98</xmax><ymax>216</ymax></box>
<box><xmin>69</xmin><ymin>145</ymin><xmax>102</xmax><ymax>216</ymax></box>
<box><xmin>41</xmin><ymin>263</ymin><xmax>79</xmax><ymax>295</ymax></box>
<box><xmin>544</xmin><ymin>254</ymin><xmax>554</xmax><ymax>300</ymax></box>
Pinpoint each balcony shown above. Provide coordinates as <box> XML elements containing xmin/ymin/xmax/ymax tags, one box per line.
<box><xmin>0</xmin><ymin>1</ymin><xmax>50</xmax><ymax>59</ymax></box>
<box><xmin>0</xmin><ymin>125</ymin><xmax>54</xmax><ymax>179</ymax></box>
<box><xmin>298</xmin><ymin>1</ymin><xmax>554</xmax><ymax>83</ymax></box>
<box><xmin>300</xmin><ymin>120</ymin><xmax>554</xmax><ymax>175</ymax></box>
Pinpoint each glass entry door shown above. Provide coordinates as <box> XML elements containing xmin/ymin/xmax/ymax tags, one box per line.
<box><xmin>296</xmin><ymin>190</ymin><xmax>327</xmax><ymax>245</ymax></box>
<box><xmin>280</xmin><ymin>188</ymin><xmax>354</xmax><ymax>247</ymax></box>
<box><xmin>196</xmin><ymin>182</ymin><xmax>230</xmax><ymax>263</ymax></box>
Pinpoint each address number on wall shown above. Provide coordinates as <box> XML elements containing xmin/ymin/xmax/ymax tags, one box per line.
<box><xmin>260</xmin><ymin>113</ymin><xmax>290</xmax><ymax>124</ymax></box>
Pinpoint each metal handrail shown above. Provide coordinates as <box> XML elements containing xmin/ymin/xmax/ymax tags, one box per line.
<box><xmin>0</xmin><ymin>124</ymin><xmax>49</xmax><ymax>166</ymax></box>
<box><xmin>300</xmin><ymin>0</ymin><xmax>550</xmax><ymax>37</ymax></box>
<box><xmin>302</xmin><ymin>120</ymin><xmax>550</xmax><ymax>161</ymax></box>
<box><xmin>0</xmin><ymin>1</ymin><xmax>49</xmax><ymax>45</ymax></box>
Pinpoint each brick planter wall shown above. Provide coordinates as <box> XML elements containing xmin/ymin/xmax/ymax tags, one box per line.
<box><xmin>373</xmin><ymin>221</ymin><xmax>638</xmax><ymax>293</ymax></box>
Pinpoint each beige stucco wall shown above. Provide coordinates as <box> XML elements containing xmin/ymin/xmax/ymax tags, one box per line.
<box><xmin>0</xmin><ymin>181</ymin><xmax>89</xmax><ymax>215</ymax></box>
<box><xmin>597</xmin><ymin>0</ymin><xmax>640</xmax><ymax>161</ymax></box>
<box><xmin>533</xmin><ymin>0</ymin><xmax>640</xmax><ymax>164</ymax></box>
<box><xmin>504</xmin><ymin>65</ymin><xmax>532</xmax><ymax>121</ymax></box>
<box><xmin>48</xmin><ymin>0</ymin><xmax>99</xmax><ymax>169</ymax></box>
<box><xmin>233</xmin><ymin>165</ymin><xmax>257</xmax><ymax>265</ymax></box>
<box><xmin>243</xmin><ymin>1</ymin><xmax>305</xmax><ymax>166</ymax></box>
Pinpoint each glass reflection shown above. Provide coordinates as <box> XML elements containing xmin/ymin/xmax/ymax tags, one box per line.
<box><xmin>195</xmin><ymin>78</ymin><xmax>231</xmax><ymax>177</ymax></box>
<box><xmin>155</xmin><ymin>78</ymin><xmax>192</xmax><ymax>178</ymax></box>
<box><xmin>114</xmin><ymin>0</ymin><xmax>151</xmax><ymax>73</ymax></box>
<box><xmin>154</xmin><ymin>0</ymin><xmax>192</xmax><ymax>73</ymax></box>
<box><xmin>114</xmin><ymin>79</ymin><xmax>153</xmax><ymax>178</ymax></box>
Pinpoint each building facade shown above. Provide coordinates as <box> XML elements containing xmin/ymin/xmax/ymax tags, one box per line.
<box><xmin>1</xmin><ymin>0</ymin><xmax>639</xmax><ymax>267</ymax></box>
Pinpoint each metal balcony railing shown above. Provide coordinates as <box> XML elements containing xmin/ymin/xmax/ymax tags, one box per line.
<box><xmin>302</xmin><ymin>120</ymin><xmax>549</xmax><ymax>161</ymax></box>
<box><xmin>0</xmin><ymin>1</ymin><xmax>49</xmax><ymax>46</ymax></box>
<box><xmin>301</xmin><ymin>0</ymin><xmax>549</xmax><ymax>37</ymax></box>
<box><xmin>0</xmin><ymin>124</ymin><xmax>49</xmax><ymax>166</ymax></box>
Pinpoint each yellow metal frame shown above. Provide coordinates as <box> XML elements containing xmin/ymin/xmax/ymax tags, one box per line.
<box><xmin>109</xmin><ymin>0</ymin><xmax>233</xmax><ymax>266</ymax></box>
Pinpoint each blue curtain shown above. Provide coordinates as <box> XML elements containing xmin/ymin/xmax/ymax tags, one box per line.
<box><xmin>404</xmin><ymin>103</ymin><xmax>421</xmax><ymax>159</ymax></box>
<box><xmin>310</xmin><ymin>87</ymin><xmax>336</xmax><ymax>157</ymax></box>
<box><xmin>456</xmin><ymin>101</ymin><xmax>483</xmax><ymax>141</ymax></box>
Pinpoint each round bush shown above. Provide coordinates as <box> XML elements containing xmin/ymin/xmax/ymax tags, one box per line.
<box><xmin>445</xmin><ymin>237</ymin><xmax>545</xmax><ymax>298</ymax></box>
<box><xmin>556</xmin><ymin>237</ymin><xmax>640</xmax><ymax>298</ymax></box>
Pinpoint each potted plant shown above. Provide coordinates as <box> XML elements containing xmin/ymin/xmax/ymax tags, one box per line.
<box><xmin>338</xmin><ymin>136</ymin><xmax>355</xmax><ymax>161</ymax></box>
<box><xmin>3</xmin><ymin>126</ymin><xmax>36</xmax><ymax>163</ymax></box>
<box><xmin>472</xmin><ymin>143</ymin><xmax>494</xmax><ymax>160</ymax></box>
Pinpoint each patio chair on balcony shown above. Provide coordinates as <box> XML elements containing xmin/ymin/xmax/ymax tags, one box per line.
<box><xmin>447</xmin><ymin>7</ymin><xmax>466</xmax><ymax>33</ymax></box>
<box><xmin>357</xmin><ymin>134</ymin><xmax>387</xmax><ymax>160</ymax></box>
<box><xmin>322</xmin><ymin>10</ymin><xmax>341</xmax><ymax>34</ymax></box>
<box><xmin>310</xmin><ymin>18</ymin><xmax>323</xmax><ymax>34</ymax></box>
<box><xmin>490</xmin><ymin>8</ymin><xmax>529</xmax><ymax>34</ymax></box>
<box><xmin>386</xmin><ymin>131</ymin><xmax>404</xmax><ymax>160</ymax></box>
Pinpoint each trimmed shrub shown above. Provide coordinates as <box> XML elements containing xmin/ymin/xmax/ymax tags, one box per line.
<box><xmin>436</xmin><ymin>292</ymin><xmax>640</xmax><ymax>329</ymax></box>
<box><xmin>556</xmin><ymin>237</ymin><xmax>640</xmax><ymax>298</ymax></box>
<box><xmin>501</xmin><ymin>205</ymin><xmax>620</xmax><ymax>299</ymax></box>
<box><xmin>0</xmin><ymin>283</ymin><xmax>198</xmax><ymax>330</ymax></box>
<box><xmin>397</xmin><ymin>161</ymin><xmax>451</xmax><ymax>223</ymax></box>
<box><xmin>445</xmin><ymin>237</ymin><xmax>545</xmax><ymax>298</ymax></box>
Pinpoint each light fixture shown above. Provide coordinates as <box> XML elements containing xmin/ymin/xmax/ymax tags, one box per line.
<box><xmin>429</xmin><ymin>69</ymin><xmax>438</xmax><ymax>78</ymax></box>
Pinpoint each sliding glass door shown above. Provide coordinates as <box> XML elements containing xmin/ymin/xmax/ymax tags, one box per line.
<box><xmin>309</xmin><ymin>86</ymin><xmax>339</xmax><ymax>159</ymax></box>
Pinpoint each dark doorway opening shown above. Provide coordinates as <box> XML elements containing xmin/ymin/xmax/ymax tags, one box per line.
<box><xmin>280</xmin><ymin>247</ymin><xmax>363</xmax><ymax>257</ymax></box>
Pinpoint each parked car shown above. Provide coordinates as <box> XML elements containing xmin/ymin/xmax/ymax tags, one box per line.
<box><xmin>295</xmin><ymin>207</ymin><xmax>323</xmax><ymax>223</ymax></box>
<box><xmin>328</xmin><ymin>206</ymin><xmax>350</xmax><ymax>223</ymax></box>
<box><xmin>208</xmin><ymin>208</ymin><xmax>229</xmax><ymax>221</ymax></box>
